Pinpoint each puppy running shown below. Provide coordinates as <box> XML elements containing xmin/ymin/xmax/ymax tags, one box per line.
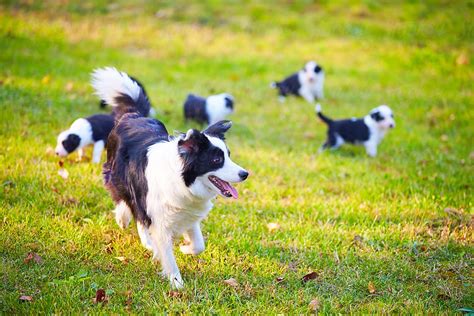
<box><xmin>271</xmin><ymin>61</ymin><xmax>324</xmax><ymax>103</ymax></box>
<box><xmin>93</xmin><ymin>68</ymin><xmax>248</xmax><ymax>289</ymax></box>
<box><xmin>184</xmin><ymin>93</ymin><xmax>234</xmax><ymax>125</ymax></box>
<box><xmin>315</xmin><ymin>104</ymin><xmax>395</xmax><ymax>157</ymax></box>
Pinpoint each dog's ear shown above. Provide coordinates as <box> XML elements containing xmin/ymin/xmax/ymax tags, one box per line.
<box><xmin>178</xmin><ymin>129</ymin><xmax>207</xmax><ymax>155</ymax></box>
<box><xmin>62</xmin><ymin>133</ymin><xmax>81</xmax><ymax>153</ymax></box>
<box><xmin>204</xmin><ymin>120</ymin><xmax>232</xmax><ymax>140</ymax></box>
<box><xmin>314</xmin><ymin>65</ymin><xmax>322</xmax><ymax>73</ymax></box>
<box><xmin>370</xmin><ymin>110</ymin><xmax>384</xmax><ymax>122</ymax></box>
<box><xmin>224</xmin><ymin>96</ymin><xmax>234</xmax><ymax>109</ymax></box>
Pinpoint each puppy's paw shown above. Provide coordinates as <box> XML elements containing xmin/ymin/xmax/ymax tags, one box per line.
<box><xmin>179</xmin><ymin>244</ymin><xmax>204</xmax><ymax>255</ymax></box>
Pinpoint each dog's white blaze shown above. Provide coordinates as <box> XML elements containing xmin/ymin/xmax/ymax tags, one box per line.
<box><xmin>205</xmin><ymin>93</ymin><xmax>234</xmax><ymax>126</ymax></box>
<box><xmin>55</xmin><ymin>118</ymin><xmax>93</xmax><ymax>157</ymax></box>
<box><xmin>91</xmin><ymin>67</ymin><xmax>140</xmax><ymax>106</ymax></box>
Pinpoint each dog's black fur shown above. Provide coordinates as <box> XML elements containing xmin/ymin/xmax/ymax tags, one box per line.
<box><xmin>317</xmin><ymin>111</ymin><xmax>370</xmax><ymax>148</ymax></box>
<box><xmin>99</xmin><ymin>76</ymin><xmax>150</xmax><ymax>110</ymax></box>
<box><xmin>184</xmin><ymin>94</ymin><xmax>208</xmax><ymax>124</ymax></box>
<box><xmin>104</xmin><ymin>113</ymin><xmax>168</xmax><ymax>227</ymax></box>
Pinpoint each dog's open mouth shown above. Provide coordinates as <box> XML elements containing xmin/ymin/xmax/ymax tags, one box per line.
<box><xmin>208</xmin><ymin>175</ymin><xmax>238</xmax><ymax>199</ymax></box>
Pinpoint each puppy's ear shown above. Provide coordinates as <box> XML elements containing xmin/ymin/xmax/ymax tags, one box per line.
<box><xmin>178</xmin><ymin>129</ymin><xmax>206</xmax><ymax>155</ymax></box>
<box><xmin>204</xmin><ymin>120</ymin><xmax>232</xmax><ymax>140</ymax></box>
<box><xmin>314</xmin><ymin>65</ymin><xmax>322</xmax><ymax>73</ymax></box>
<box><xmin>224</xmin><ymin>97</ymin><xmax>234</xmax><ymax>109</ymax></box>
<box><xmin>370</xmin><ymin>110</ymin><xmax>384</xmax><ymax>122</ymax></box>
<box><xmin>62</xmin><ymin>133</ymin><xmax>81</xmax><ymax>153</ymax></box>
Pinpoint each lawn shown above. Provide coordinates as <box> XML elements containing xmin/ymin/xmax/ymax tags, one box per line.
<box><xmin>0</xmin><ymin>1</ymin><xmax>473</xmax><ymax>314</ymax></box>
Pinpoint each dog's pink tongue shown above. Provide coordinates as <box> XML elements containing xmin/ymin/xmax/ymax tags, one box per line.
<box><xmin>223</xmin><ymin>181</ymin><xmax>238</xmax><ymax>199</ymax></box>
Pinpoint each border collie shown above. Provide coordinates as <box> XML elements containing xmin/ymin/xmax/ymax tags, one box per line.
<box><xmin>315</xmin><ymin>104</ymin><xmax>395</xmax><ymax>157</ymax></box>
<box><xmin>271</xmin><ymin>61</ymin><xmax>324</xmax><ymax>103</ymax></box>
<box><xmin>93</xmin><ymin>69</ymin><xmax>249</xmax><ymax>289</ymax></box>
<box><xmin>55</xmin><ymin>114</ymin><xmax>114</xmax><ymax>163</ymax></box>
<box><xmin>184</xmin><ymin>93</ymin><xmax>234</xmax><ymax>125</ymax></box>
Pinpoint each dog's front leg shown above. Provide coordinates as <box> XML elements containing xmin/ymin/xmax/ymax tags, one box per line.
<box><xmin>364</xmin><ymin>142</ymin><xmax>377</xmax><ymax>157</ymax></box>
<box><xmin>300</xmin><ymin>89</ymin><xmax>315</xmax><ymax>103</ymax></box>
<box><xmin>149</xmin><ymin>225</ymin><xmax>184</xmax><ymax>289</ymax></box>
<box><xmin>92</xmin><ymin>140</ymin><xmax>104</xmax><ymax>163</ymax></box>
<box><xmin>180</xmin><ymin>222</ymin><xmax>205</xmax><ymax>255</ymax></box>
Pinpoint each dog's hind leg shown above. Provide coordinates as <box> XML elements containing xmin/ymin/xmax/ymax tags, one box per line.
<box><xmin>114</xmin><ymin>200</ymin><xmax>132</xmax><ymax>229</ymax></box>
<box><xmin>180</xmin><ymin>222</ymin><xmax>205</xmax><ymax>255</ymax></box>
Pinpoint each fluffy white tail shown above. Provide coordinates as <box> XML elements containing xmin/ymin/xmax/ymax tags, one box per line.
<box><xmin>91</xmin><ymin>67</ymin><xmax>140</xmax><ymax>107</ymax></box>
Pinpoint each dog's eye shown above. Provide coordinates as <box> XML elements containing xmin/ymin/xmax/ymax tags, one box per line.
<box><xmin>211</xmin><ymin>157</ymin><xmax>223</xmax><ymax>165</ymax></box>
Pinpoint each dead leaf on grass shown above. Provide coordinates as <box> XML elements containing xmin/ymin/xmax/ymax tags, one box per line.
<box><xmin>93</xmin><ymin>289</ymin><xmax>108</xmax><ymax>304</ymax></box>
<box><xmin>224</xmin><ymin>277</ymin><xmax>239</xmax><ymax>288</ymax></box>
<box><xmin>275</xmin><ymin>276</ymin><xmax>285</xmax><ymax>283</ymax></box>
<box><xmin>115</xmin><ymin>256</ymin><xmax>128</xmax><ymax>264</ymax></box>
<box><xmin>456</xmin><ymin>52</ymin><xmax>469</xmax><ymax>65</ymax></box>
<box><xmin>267</xmin><ymin>222</ymin><xmax>280</xmax><ymax>232</ymax></box>
<box><xmin>309</xmin><ymin>298</ymin><xmax>321</xmax><ymax>312</ymax></box>
<box><xmin>167</xmin><ymin>290</ymin><xmax>183</xmax><ymax>298</ymax></box>
<box><xmin>24</xmin><ymin>252</ymin><xmax>43</xmax><ymax>264</ymax></box>
<box><xmin>302</xmin><ymin>271</ymin><xmax>319</xmax><ymax>283</ymax></box>
<box><xmin>19</xmin><ymin>295</ymin><xmax>33</xmax><ymax>302</ymax></box>
<box><xmin>368</xmin><ymin>281</ymin><xmax>376</xmax><ymax>294</ymax></box>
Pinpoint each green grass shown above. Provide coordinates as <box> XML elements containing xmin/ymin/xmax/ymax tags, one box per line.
<box><xmin>1</xmin><ymin>1</ymin><xmax>473</xmax><ymax>314</ymax></box>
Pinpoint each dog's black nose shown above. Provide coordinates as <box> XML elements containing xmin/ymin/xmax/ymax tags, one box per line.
<box><xmin>239</xmin><ymin>170</ymin><xmax>249</xmax><ymax>180</ymax></box>
<box><xmin>389</xmin><ymin>124</ymin><xmax>394</xmax><ymax>128</ymax></box>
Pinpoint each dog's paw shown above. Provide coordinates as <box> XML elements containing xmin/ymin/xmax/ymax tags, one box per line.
<box><xmin>179</xmin><ymin>244</ymin><xmax>204</xmax><ymax>255</ymax></box>
<box><xmin>162</xmin><ymin>271</ymin><xmax>184</xmax><ymax>289</ymax></box>
<box><xmin>114</xmin><ymin>206</ymin><xmax>131</xmax><ymax>229</ymax></box>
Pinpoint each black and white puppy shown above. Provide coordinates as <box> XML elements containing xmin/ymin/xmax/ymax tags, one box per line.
<box><xmin>315</xmin><ymin>104</ymin><xmax>395</xmax><ymax>157</ymax></box>
<box><xmin>94</xmin><ymin>70</ymin><xmax>248</xmax><ymax>289</ymax></box>
<box><xmin>98</xmin><ymin>79</ymin><xmax>157</xmax><ymax>118</ymax></box>
<box><xmin>184</xmin><ymin>93</ymin><xmax>234</xmax><ymax>125</ymax></box>
<box><xmin>55</xmin><ymin>114</ymin><xmax>114</xmax><ymax>163</ymax></box>
<box><xmin>271</xmin><ymin>61</ymin><xmax>324</xmax><ymax>103</ymax></box>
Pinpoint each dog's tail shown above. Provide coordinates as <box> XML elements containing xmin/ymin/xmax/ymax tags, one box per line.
<box><xmin>270</xmin><ymin>82</ymin><xmax>278</xmax><ymax>89</ymax></box>
<box><xmin>91</xmin><ymin>67</ymin><xmax>151</xmax><ymax>120</ymax></box>
<box><xmin>315</xmin><ymin>103</ymin><xmax>333</xmax><ymax>125</ymax></box>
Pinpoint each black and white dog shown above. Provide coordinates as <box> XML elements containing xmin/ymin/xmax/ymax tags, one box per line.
<box><xmin>271</xmin><ymin>61</ymin><xmax>324</xmax><ymax>103</ymax></box>
<box><xmin>184</xmin><ymin>93</ymin><xmax>234</xmax><ymax>125</ymax></box>
<box><xmin>55</xmin><ymin>114</ymin><xmax>115</xmax><ymax>163</ymax></box>
<box><xmin>54</xmin><ymin>68</ymin><xmax>154</xmax><ymax>163</ymax></box>
<box><xmin>315</xmin><ymin>104</ymin><xmax>395</xmax><ymax>157</ymax></box>
<box><xmin>93</xmin><ymin>69</ymin><xmax>248</xmax><ymax>289</ymax></box>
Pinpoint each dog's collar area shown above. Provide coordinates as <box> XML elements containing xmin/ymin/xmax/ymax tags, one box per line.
<box><xmin>208</xmin><ymin>175</ymin><xmax>238</xmax><ymax>199</ymax></box>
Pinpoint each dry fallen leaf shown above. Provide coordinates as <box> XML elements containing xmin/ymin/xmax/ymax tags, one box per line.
<box><xmin>368</xmin><ymin>281</ymin><xmax>376</xmax><ymax>294</ymax></box>
<box><xmin>309</xmin><ymin>298</ymin><xmax>321</xmax><ymax>312</ymax></box>
<box><xmin>93</xmin><ymin>289</ymin><xmax>107</xmax><ymax>304</ymax></box>
<box><xmin>19</xmin><ymin>295</ymin><xmax>33</xmax><ymax>302</ymax></box>
<box><xmin>65</xmin><ymin>82</ymin><xmax>74</xmax><ymax>91</ymax></box>
<box><xmin>167</xmin><ymin>290</ymin><xmax>183</xmax><ymax>298</ymax></box>
<box><xmin>302</xmin><ymin>271</ymin><xmax>319</xmax><ymax>283</ymax></box>
<box><xmin>267</xmin><ymin>222</ymin><xmax>280</xmax><ymax>232</ymax></box>
<box><xmin>275</xmin><ymin>276</ymin><xmax>285</xmax><ymax>283</ymax></box>
<box><xmin>456</xmin><ymin>52</ymin><xmax>469</xmax><ymax>65</ymax></box>
<box><xmin>115</xmin><ymin>256</ymin><xmax>128</xmax><ymax>264</ymax></box>
<box><xmin>45</xmin><ymin>146</ymin><xmax>54</xmax><ymax>155</ymax></box>
<box><xmin>24</xmin><ymin>252</ymin><xmax>43</xmax><ymax>264</ymax></box>
<box><xmin>224</xmin><ymin>278</ymin><xmax>239</xmax><ymax>288</ymax></box>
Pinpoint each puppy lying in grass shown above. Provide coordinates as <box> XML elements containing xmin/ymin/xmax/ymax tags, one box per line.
<box><xmin>315</xmin><ymin>104</ymin><xmax>395</xmax><ymax>157</ymax></box>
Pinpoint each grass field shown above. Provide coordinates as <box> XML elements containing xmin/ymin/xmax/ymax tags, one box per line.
<box><xmin>1</xmin><ymin>1</ymin><xmax>473</xmax><ymax>314</ymax></box>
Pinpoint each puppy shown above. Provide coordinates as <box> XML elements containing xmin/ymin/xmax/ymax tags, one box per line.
<box><xmin>271</xmin><ymin>61</ymin><xmax>324</xmax><ymax>103</ymax></box>
<box><xmin>94</xmin><ymin>69</ymin><xmax>249</xmax><ymax>289</ymax></box>
<box><xmin>315</xmin><ymin>104</ymin><xmax>395</xmax><ymax>157</ymax></box>
<box><xmin>184</xmin><ymin>93</ymin><xmax>234</xmax><ymax>125</ymax></box>
<box><xmin>55</xmin><ymin>114</ymin><xmax>114</xmax><ymax>163</ymax></box>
